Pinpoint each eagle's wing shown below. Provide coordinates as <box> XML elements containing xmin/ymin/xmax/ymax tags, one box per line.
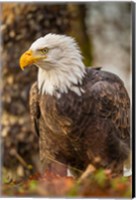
<box><xmin>57</xmin><ymin>68</ymin><xmax>130</xmax><ymax>146</ymax></box>
<box><xmin>29</xmin><ymin>82</ymin><xmax>40</xmax><ymax>136</ymax></box>
<box><xmin>88</xmin><ymin>71</ymin><xmax>130</xmax><ymax>145</ymax></box>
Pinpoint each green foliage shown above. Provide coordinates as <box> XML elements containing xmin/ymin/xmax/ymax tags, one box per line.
<box><xmin>29</xmin><ymin>180</ymin><xmax>37</xmax><ymax>191</ymax></box>
<box><xmin>94</xmin><ymin>168</ymin><xmax>107</xmax><ymax>187</ymax></box>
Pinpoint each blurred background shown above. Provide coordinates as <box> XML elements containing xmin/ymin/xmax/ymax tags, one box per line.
<box><xmin>1</xmin><ymin>2</ymin><xmax>132</xmax><ymax>181</ymax></box>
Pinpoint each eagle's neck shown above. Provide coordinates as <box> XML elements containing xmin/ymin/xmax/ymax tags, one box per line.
<box><xmin>38</xmin><ymin>62</ymin><xmax>86</xmax><ymax>97</ymax></box>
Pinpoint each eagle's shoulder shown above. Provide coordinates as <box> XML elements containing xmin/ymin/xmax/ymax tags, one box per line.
<box><xmin>84</xmin><ymin>67</ymin><xmax>125</xmax><ymax>86</ymax></box>
<box><xmin>57</xmin><ymin>67</ymin><xmax>130</xmax><ymax>114</ymax></box>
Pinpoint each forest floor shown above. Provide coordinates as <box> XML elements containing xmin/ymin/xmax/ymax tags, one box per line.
<box><xmin>2</xmin><ymin>165</ymin><xmax>132</xmax><ymax>198</ymax></box>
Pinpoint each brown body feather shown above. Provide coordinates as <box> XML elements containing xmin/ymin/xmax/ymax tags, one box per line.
<box><xmin>29</xmin><ymin>68</ymin><xmax>130</xmax><ymax>176</ymax></box>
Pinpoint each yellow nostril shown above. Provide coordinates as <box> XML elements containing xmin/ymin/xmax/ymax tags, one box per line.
<box><xmin>25</xmin><ymin>52</ymin><xmax>32</xmax><ymax>56</ymax></box>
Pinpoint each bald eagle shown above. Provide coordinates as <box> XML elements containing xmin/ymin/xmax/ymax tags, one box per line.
<box><xmin>20</xmin><ymin>34</ymin><xmax>130</xmax><ymax>177</ymax></box>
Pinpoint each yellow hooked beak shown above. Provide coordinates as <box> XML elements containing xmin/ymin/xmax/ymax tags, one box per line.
<box><xmin>19</xmin><ymin>50</ymin><xmax>46</xmax><ymax>70</ymax></box>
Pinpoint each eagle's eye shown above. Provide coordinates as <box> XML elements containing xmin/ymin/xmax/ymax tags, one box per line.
<box><xmin>39</xmin><ymin>48</ymin><xmax>49</xmax><ymax>54</ymax></box>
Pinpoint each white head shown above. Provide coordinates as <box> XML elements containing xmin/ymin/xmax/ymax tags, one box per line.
<box><xmin>20</xmin><ymin>33</ymin><xmax>86</xmax><ymax>97</ymax></box>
